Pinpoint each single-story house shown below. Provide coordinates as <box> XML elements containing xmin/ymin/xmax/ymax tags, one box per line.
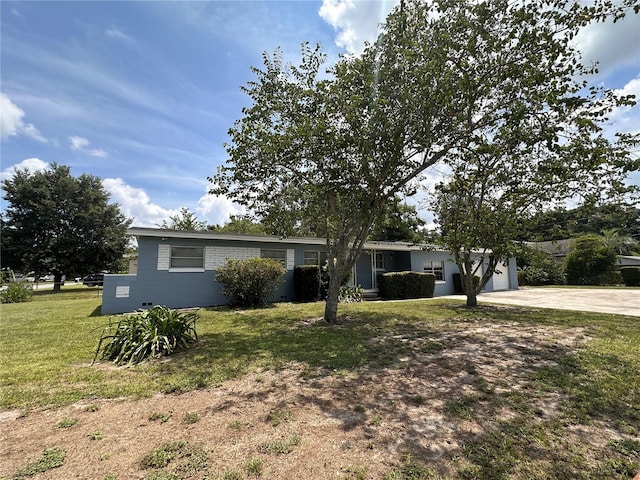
<box><xmin>101</xmin><ymin>227</ymin><xmax>518</xmax><ymax>314</ymax></box>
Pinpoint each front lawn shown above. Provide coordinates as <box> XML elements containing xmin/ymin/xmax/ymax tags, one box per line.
<box><xmin>1</xmin><ymin>287</ymin><xmax>638</xmax><ymax>479</ymax></box>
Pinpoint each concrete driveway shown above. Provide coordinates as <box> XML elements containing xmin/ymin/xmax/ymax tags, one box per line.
<box><xmin>470</xmin><ymin>287</ymin><xmax>640</xmax><ymax>317</ymax></box>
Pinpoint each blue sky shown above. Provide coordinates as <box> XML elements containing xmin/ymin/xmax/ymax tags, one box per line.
<box><xmin>1</xmin><ymin>1</ymin><xmax>639</xmax><ymax>228</ymax></box>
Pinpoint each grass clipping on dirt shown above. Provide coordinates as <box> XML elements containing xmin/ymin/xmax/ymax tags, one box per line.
<box><xmin>1</xmin><ymin>290</ymin><xmax>639</xmax><ymax>479</ymax></box>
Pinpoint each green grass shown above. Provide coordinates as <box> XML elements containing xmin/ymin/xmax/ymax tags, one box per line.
<box><xmin>2</xmin><ymin>285</ymin><xmax>639</xmax><ymax>479</ymax></box>
<box><xmin>265</xmin><ymin>408</ymin><xmax>292</xmax><ymax>426</ymax></box>
<box><xmin>14</xmin><ymin>447</ymin><xmax>67</xmax><ymax>477</ymax></box>
<box><xmin>243</xmin><ymin>457</ymin><xmax>264</xmax><ymax>477</ymax></box>
<box><xmin>2</xmin><ymin>286</ymin><xmax>639</xmax><ymax>414</ymax></box>
<box><xmin>57</xmin><ymin>417</ymin><xmax>78</xmax><ymax>428</ymax></box>
<box><xmin>258</xmin><ymin>433</ymin><xmax>300</xmax><ymax>454</ymax></box>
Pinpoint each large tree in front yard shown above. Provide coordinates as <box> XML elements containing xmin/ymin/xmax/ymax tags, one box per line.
<box><xmin>1</xmin><ymin>163</ymin><xmax>131</xmax><ymax>290</ymax></box>
<box><xmin>429</xmin><ymin>0</ymin><xmax>638</xmax><ymax>306</ymax></box>
<box><xmin>211</xmin><ymin>36</ymin><xmax>463</xmax><ymax>323</ymax></box>
<box><xmin>211</xmin><ymin>0</ymin><xmax>638</xmax><ymax>321</ymax></box>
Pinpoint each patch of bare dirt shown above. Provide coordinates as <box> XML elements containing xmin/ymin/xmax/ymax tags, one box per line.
<box><xmin>0</xmin><ymin>321</ymin><xmax>614</xmax><ymax>480</ymax></box>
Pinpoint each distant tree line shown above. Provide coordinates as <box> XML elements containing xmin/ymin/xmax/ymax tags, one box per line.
<box><xmin>516</xmin><ymin>204</ymin><xmax>640</xmax><ymax>243</ymax></box>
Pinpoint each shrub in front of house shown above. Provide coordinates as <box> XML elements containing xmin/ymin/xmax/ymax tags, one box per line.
<box><xmin>518</xmin><ymin>260</ymin><xmax>566</xmax><ymax>286</ymax></box>
<box><xmin>338</xmin><ymin>284</ymin><xmax>364</xmax><ymax>303</ymax></box>
<box><xmin>602</xmin><ymin>270</ymin><xmax>623</xmax><ymax>286</ymax></box>
<box><xmin>620</xmin><ymin>267</ymin><xmax>640</xmax><ymax>287</ymax></box>
<box><xmin>94</xmin><ymin>306</ymin><xmax>199</xmax><ymax>366</ymax></box>
<box><xmin>521</xmin><ymin>265</ymin><xmax>547</xmax><ymax>285</ymax></box>
<box><xmin>565</xmin><ymin>235</ymin><xmax>617</xmax><ymax>285</ymax></box>
<box><xmin>216</xmin><ymin>257</ymin><xmax>286</xmax><ymax>307</ymax></box>
<box><xmin>0</xmin><ymin>278</ymin><xmax>33</xmax><ymax>304</ymax></box>
<box><xmin>380</xmin><ymin>272</ymin><xmax>435</xmax><ymax>299</ymax></box>
<box><xmin>294</xmin><ymin>265</ymin><xmax>321</xmax><ymax>302</ymax></box>
<box><xmin>517</xmin><ymin>246</ymin><xmax>566</xmax><ymax>286</ymax></box>
<box><xmin>452</xmin><ymin>273</ymin><xmax>480</xmax><ymax>294</ymax></box>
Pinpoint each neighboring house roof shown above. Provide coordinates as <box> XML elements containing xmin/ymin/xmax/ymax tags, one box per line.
<box><xmin>618</xmin><ymin>256</ymin><xmax>640</xmax><ymax>266</ymax></box>
<box><xmin>127</xmin><ymin>227</ymin><xmax>442</xmax><ymax>252</ymax></box>
<box><xmin>525</xmin><ymin>239</ymin><xmax>572</xmax><ymax>257</ymax></box>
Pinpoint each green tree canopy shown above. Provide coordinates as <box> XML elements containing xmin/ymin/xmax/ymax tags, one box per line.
<box><xmin>212</xmin><ymin>0</ymin><xmax>639</xmax><ymax>319</ymax></box>
<box><xmin>160</xmin><ymin>207</ymin><xmax>207</xmax><ymax>231</ymax></box>
<box><xmin>426</xmin><ymin>0</ymin><xmax>638</xmax><ymax>305</ymax></box>
<box><xmin>517</xmin><ymin>204</ymin><xmax>640</xmax><ymax>242</ymax></box>
<box><xmin>208</xmin><ymin>214</ymin><xmax>267</xmax><ymax>235</ymax></box>
<box><xmin>369</xmin><ymin>197</ymin><xmax>427</xmax><ymax>243</ymax></box>
<box><xmin>1</xmin><ymin>164</ymin><xmax>131</xmax><ymax>290</ymax></box>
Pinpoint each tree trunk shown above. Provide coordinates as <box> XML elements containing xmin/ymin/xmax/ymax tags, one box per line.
<box><xmin>324</xmin><ymin>267</ymin><xmax>343</xmax><ymax>324</ymax></box>
<box><xmin>463</xmin><ymin>271</ymin><xmax>478</xmax><ymax>307</ymax></box>
<box><xmin>53</xmin><ymin>272</ymin><xmax>63</xmax><ymax>292</ymax></box>
<box><xmin>466</xmin><ymin>287</ymin><xmax>478</xmax><ymax>307</ymax></box>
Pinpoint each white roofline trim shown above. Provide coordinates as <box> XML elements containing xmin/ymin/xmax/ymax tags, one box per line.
<box><xmin>127</xmin><ymin>227</ymin><xmax>446</xmax><ymax>252</ymax></box>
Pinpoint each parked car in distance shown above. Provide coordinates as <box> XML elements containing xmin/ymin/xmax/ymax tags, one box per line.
<box><xmin>83</xmin><ymin>273</ymin><xmax>104</xmax><ymax>287</ymax></box>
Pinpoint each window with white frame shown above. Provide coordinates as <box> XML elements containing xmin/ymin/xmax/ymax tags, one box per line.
<box><xmin>261</xmin><ymin>249</ymin><xmax>286</xmax><ymax>265</ymax></box>
<box><xmin>170</xmin><ymin>246</ymin><xmax>204</xmax><ymax>269</ymax></box>
<box><xmin>424</xmin><ymin>260</ymin><xmax>444</xmax><ymax>281</ymax></box>
<box><xmin>303</xmin><ymin>250</ymin><xmax>328</xmax><ymax>266</ymax></box>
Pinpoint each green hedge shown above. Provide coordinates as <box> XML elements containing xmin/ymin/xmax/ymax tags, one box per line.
<box><xmin>379</xmin><ymin>272</ymin><xmax>435</xmax><ymax>299</ymax></box>
<box><xmin>294</xmin><ymin>265</ymin><xmax>322</xmax><ymax>301</ymax></box>
<box><xmin>620</xmin><ymin>267</ymin><xmax>640</xmax><ymax>287</ymax></box>
<box><xmin>452</xmin><ymin>273</ymin><xmax>480</xmax><ymax>294</ymax></box>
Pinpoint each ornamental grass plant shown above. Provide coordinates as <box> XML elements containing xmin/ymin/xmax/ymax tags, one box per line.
<box><xmin>94</xmin><ymin>306</ymin><xmax>199</xmax><ymax>366</ymax></box>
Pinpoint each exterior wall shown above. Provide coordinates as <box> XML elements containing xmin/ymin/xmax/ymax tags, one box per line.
<box><xmin>409</xmin><ymin>251</ymin><xmax>460</xmax><ymax>296</ymax></box>
<box><xmin>101</xmin><ymin>231</ymin><xmax>519</xmax><ymax>314</ymax></box>
<box><xmin>102</xmin><ymin>237</ymin><xmax>320</xmax><ymax>314</ymax></box>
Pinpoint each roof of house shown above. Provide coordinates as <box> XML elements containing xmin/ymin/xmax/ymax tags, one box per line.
<box><xmin>525</xmin><ymin>239</ymin><xmax>572</xmax><ymax>256</ymax></box>
<box><xmin>128</xmin><ymin>227</ymin><xmax>441</xmax><ymax>252</ymax></box>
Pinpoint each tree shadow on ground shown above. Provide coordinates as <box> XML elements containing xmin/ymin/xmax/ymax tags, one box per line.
<box><xmin>144</xmin><ymin>302</ymin><xmax>640</xmax><ymax>478</ymax></box>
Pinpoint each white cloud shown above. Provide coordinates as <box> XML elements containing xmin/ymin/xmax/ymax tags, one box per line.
<box><xmin>89</xmin><ymin>148</ymin><xmax>109</xmax><ymax>158</ymax></box>
<box><xmin>69</xmin><ymin>135</ymin><xmax>90</xmax><ymax>151</ymax></box>
<box><xmin>608</xmin><ymin>75</ymin><xmax>640</xmax><ymax>135</ymax></box>
<box><xmin>319</xmin><ymin>0</ymin><xmax>397</xmax><ymax>55</ymax></box>
<box><xmin>0</xmin><ymin>158</ymin><xmax>50</xmax><ymax>182</ymax></box>
<box><xmin>102</xmin><ymin>179</ymin><xmax>242</xmax><ymax>228</ymax></box>
<box><xmin>574</xmin><ymin>13</ymin><xmax>640</xmax><ymax>79</ymax></box>
<box><xmin>69</xmin><ymin>135</ymin><xmax>109</xmax><ymax>157</ymax></box>
<box><xmin>102</xmin><ymin>178</ymin><xmax>177</xmax><ymax>227</ymax></box>
<box><xmin>0</xmin><ymin>93</ymin><xmax>47</xmax><ymax>143</ymax></box>
<box><xmin>106</xmin><ymin>26</ymin><xmax>133</xmax><ymax>43</ymax></box>
<box><xmin>196</xmin><ymin>188</ymin><xmax>244</xmax><ymax>227</ymax></box>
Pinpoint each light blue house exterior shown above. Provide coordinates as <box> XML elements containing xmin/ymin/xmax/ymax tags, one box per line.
<box><xmin>101</xmin><ymin>227</ymin><xmax>518</xmax><ymax>314</ymax></box>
